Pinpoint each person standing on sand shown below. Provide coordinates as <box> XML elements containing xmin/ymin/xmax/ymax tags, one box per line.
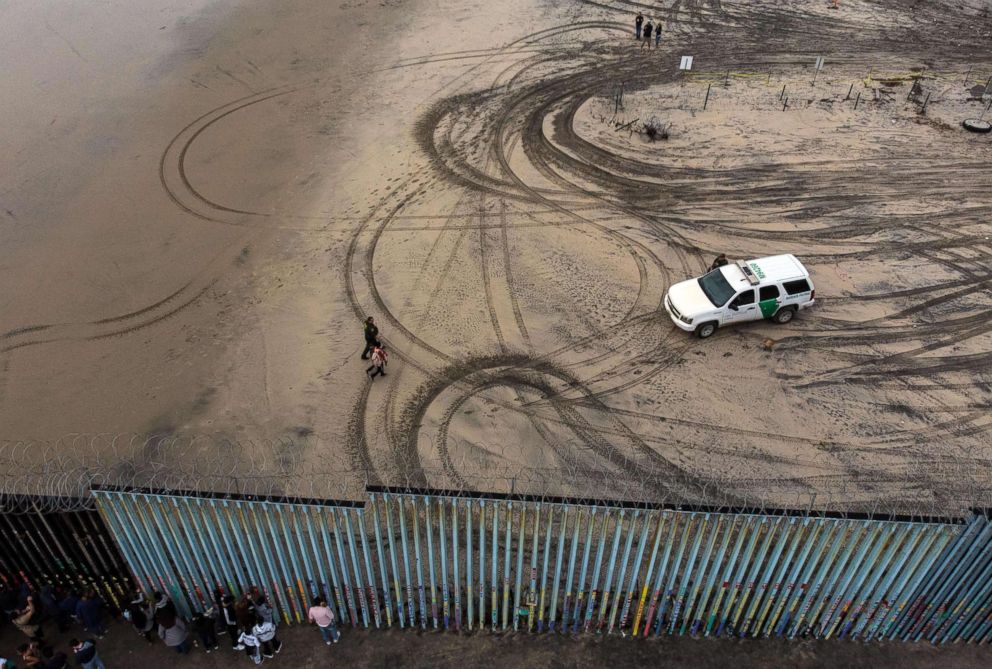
<box><xmin>635</xmin><ymin>13</ymin><xmax>644</xmax><ymax>39</ymax></box>
<box><xmin>710</xmin><ymin>253</ymin><xmax>729</xmax><ymax>270</ymax></box>
<box><xmin>655</xmin><ymin>22</ymin><xmax>662</xmax><ymax>47</ymax></box>
<box><xmin>307</xmin><ymin>597</ymin><xmax>340</xmax><ymax>645</ymax></box>
<box><xmin>367</xmin><ymin>344</ymin><xmax>388</xmax><ymax>379</ymax></box>
<box><xmin>361</xmin><ymin>316</ymin><xmax>379</xmax><ymax>360</ymax></box>
<box><xmin>641</xmin><ymin>21</ymin><xmax>653</xmax><ymax>48</ymax></box>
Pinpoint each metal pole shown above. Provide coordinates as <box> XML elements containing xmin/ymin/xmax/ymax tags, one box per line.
<box><xmin>382</xmin><ymin>495</ymin><xmax>405</xmax><ymax>628</ymax></box>
<box><xmin>714</xmin><ymin>515</ymin><xmax>762</xmax><ymax>636</ymax></box>
<box><xmin>330</xmin><ymin>507</ymin><xmax>358</xmax><ymax>627</ymax></box>
<box><xmin>851</xmin><ymin>524</ymin><xmax>923</xmax><ymax>640</ymax></box>
<box><xmin>514</xmin><ymin>504</ymin><xmax>527</xmax><ymax>631</ymax></box>
<box><xmin>424</xmin><ymin>498</ymin><xmax>439</xmax><ymax>630</ymax></box>
<box><xmin>609</xmin><ymin>511</ymin><xmax>640</xmax><ymax>634</ymax></box>
<box><xmin>538</xmin><ymin>505</ymin><xmax>554</xmax><ymax>632</ymax></box>
<box><xmin>549</xmin><ymin>507</ymin><xmax>569</xmax><ymax>632</ymax></box>
<box><xmin>115</xmin><ymin>493</ymin><xmax>177</xmax><ymax>601</ymax></box>
<box><xmin>819</xmin><ymin>523</ymin><xmax>884</xmax><ymax>638</ymax></box>
<box><xmin>192</xmin><ymin>499</ymin><xmax>238</xmax><ymax>598</ymax></box>
<box><xmin>855</xmin><ymin>92</ymin><xmax>861</xmax><ymax>110</ymax></box>
<box><xmin>788</xmin><ymin>521</ymin><xmax>857</xmax><ymax>638</ymax></box>
<box><xmin>882</xmin><ymin>525</ymin><xmax>958</xmax><ymax>639</ymax></box>
<box><xmin>302</xmin><ymin>506</ymin><xmax>333</xmax><ymax>616</ymax></box>
<box><xmin>143</xmin><ymin>496</ymin><xmax>200</xmax><ymax>615</ymax></box>
<box><xmin>213</xmin><ymin>500</ymin><xmax>249</xmax><ymax>597</ymax></box>
<box><xmin>342</xmin><ymin>509</ymin><xmax>371</xmax><ymax>628</ymax></box>
<box><xmin>279</xmin><ymin>505</ymin><xmax>314</xmax><ymax>622</ymax></box>
<box><xmin>645</xmin><ymin>513</ymin><xmax>681</xmax><ymax>635</ymax></box>
<box><xmin>528</xmin><ymin>503</ymin><xmax>541</xmax><ymax>632</ymax></box>
<box><xmin>356</xmin><ymin>508</ymin><xmax>381</xmax><ymax>629</ymax></box>
<box><xmin>561</xmin><ymin>507</ymin><xmax>583</xmax><ymax>632</ymax></box>
<box><xmin>703</xmin><ymin>83</ymin><xmax>711</xmax><ymax>110</ymax></box>
<box><xmin>466</xmin><ymin>499</ymin><xmax>473</xmax><ymax>630</ymax></box>
<box><xmin>94</xmin><ymin>494</ymin><xmax>153</xmax><ymax>594</ymax></box>
<box><xmin>752</xmin><ymin>518</ymin><xmax>808</xmax><ymax>637</ymax></box>
<box><xmin>452</xmin><ymin>499</ymin><xmax>461</xmax><ymax>631</ymax></box>
<box><xmin>672</xmin><ymin>513</ymin><xmax>711</xmax><ymax>634</ymax></box>
<box><xmin>573</xmin><ymin>508</ymin><xmax>598</xmax><ymax>633</ymax></box>
<box><xmin>682</xmin><ymin>516</ymin><xmax>724</xmax><ymax>636</ymax></box>
<box><xmin>633</xmin><ymin>512</ymin><xmax>667</xmax><ymax>636</ymax></box>
<box><xmin>478</xmin><ymin>500</ymin><xmax>486</xmax><ymax>630</ymax></box>
<box><xmin>254</xmin><ymin>503</ymin><xmax>297</xmax><ymax>622</ymax></box>
<box><xmin>289</xmin><ymin>507</ymin><xmax>320</xmax><ymax>619</ymax></box>
<box><xmin>771</xmin><ymin>520</ymin><xmax>832</xmax><ymax>636</ymax></box>
<box><xmin>491</xmin><ymin>501</ymin><xmax>500</xmax><ymax>631</ymax></box>
<box><xmin>921</xmin><ymin>91</ymin><xmax>931</xmax><ymax>114</ymax></box>
<box><xmin>409</xmin><ymin>498</ymin><xmax>428</xmax><ymax>629</ymax></box>
<box><xmin>659</xmin><ymin>513</ymin><xmax>698</xmax><ymax>636</ymax></box>
<box><xmin>582</xmin><ymin>509</ymin><xmax>609</xmax><ymax>633</ymax></box>
<box><xmin>730</xmin><ymin>517</ymin><xmax>784</xmax><ymax>636</ymax></box>
<box><xmin>438</xmin><ymin>498</ymin><xmax>450</xmax><ymax>630</ymax></box>
<box><xmin>841</xmin><ymin>524</ymin><xmax>913</xmax><ymax>639</ymax></box>
<box><xmin>502</xmin><ymin>502</ymin><xmax>513</xmax><ymax>631</ymax></box>
<box><xmin>311</xmin><ymin>505</ymin><xmax>348</xmax><ymax>625</ymax></box>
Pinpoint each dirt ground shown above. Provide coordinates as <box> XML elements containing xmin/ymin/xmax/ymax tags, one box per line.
<box><xmin>2</xmin><ymin>0</ymin><xmax>992</xmax><ymax>512</ymax></box>
<box><xmin>4</xmin><ymin>618</ymin><xmax>992</xmax><ymax>669</ymax></box>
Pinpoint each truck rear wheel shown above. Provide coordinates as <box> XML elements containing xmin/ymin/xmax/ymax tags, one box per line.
<box><xmin>773</xmin><ymin>307</ymin><xmax>795</xmax><ymax>324</ymax></box>
<box><xmin>695</xmin><ymin>321</ymin><xmax>717</xmax><ymax>338</ymax></box>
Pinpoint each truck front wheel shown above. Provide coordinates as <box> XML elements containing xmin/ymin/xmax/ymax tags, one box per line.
<box><xmin>695</xmin><ymin>322</ymin><xmax>717</xmax><ymax>339</ymax></box>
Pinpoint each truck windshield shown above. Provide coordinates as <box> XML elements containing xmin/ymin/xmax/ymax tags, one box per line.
<box><xmin>698</xmin><ymin>269</ymin><xmax>735</xmax><ymax>307</ymax></box>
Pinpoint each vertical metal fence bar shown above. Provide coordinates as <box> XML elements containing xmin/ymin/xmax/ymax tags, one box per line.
<box><xmin>271</xmin><ymin>504</ymin><xmax>306</xmax><ymax>621</ymax></box>
<box><xmin>710</xmin><ymin>515</ymin><xmax>757</xmax><ymax>637</ymax></box>
<box><xmin>562</xmin><ymin>506</ymin><xmax>583</xmax><ymax>632</ymax></box>
<box><xmin>312</xmin><ymin>505</ymin><xmax>348</xmax><ymax>625</ymax></box>
<box><xmin>912</xmin><ymin>519</ymin><xmax>992</xmax><ymax>641</ymax></box>
<box><xmin>538</xmin><ymin>504</ymin><xmax>554</xmax><ymax>633</ymax></box>
<box><xmin>633</xmin><ymin>512</ymin><xmax>666</xmax><ymax>636</ymax></box>
<box><xmin>894</xmin><ymin>518</ymin><xmax>980</xmax><ymax>639</ymax></box>
<box><xmin>424</xmin><ymin>498</ymin><xmax>439</xmax><ymax>630</ymax></box>
<box><xmin>682</xmin><ymin>515</ymin><xmax>723</xmax><ymax>636</ymax></box>
<box><xmin>366</xmin><ymin>497</ymin><xmax>390</xmax><ymax>628</ymax></box>
<box><xmin>193</xmin><ymin>499</ymin><xmax>237</xmax><ymax>598</ymax></box>
<box><xmin>528</xmin><ymin>502</ymin><xmax>541</xmax><ymax>632</ymax></box>
<box><xmin>342</xmin><ymin>508</ymin><xmax>370</xmax><ymax>628</ymax></box>
<box><xmin>572</xmin><ymin>507</ymin><xmax>596</xmax><ymax>633</ymax></box>
<box><xmin>788</xmin><ymin>520</ymin><xmax>856</xmax><ymax>638</ymax></box>
<box><xmin>672</xmin><ymin>513</ymin><xmax>710</xmax><ymax>635</ymax></box>
<box><xmin>94</xmin><ymin>495</ymin><xmax>154</xmax><ymax>595</ymax></box>
<box><xmin>143</xmin><ymin>495</ymin><xmax>199</xmax><ymax>615</ymax></box>
<box><xmin>753</xmin><ymin>518</ymin><xmax>807</xmax><ymax>637</ymax></box>
<box><xmin>657</xmin><ymin>512</ymin><xmax>697</xmax><ymax>636</ymax></box>
<box><xmin>645</xmin><ymin>512</ymin><xmax>681</xmax><ymax>636</ymax></box>
<box><xmin>357</xmin><ymin>508</ymin><xmax>382</xmax><ymax>628</ymax></box>
<box><xmin>396</xmin><ymin>496</ymin><xmax>415</xmax><ymax>628</ymax></box>
<box><xmin>452</xmin><ymin>498</ymin><xmax>461</xmax><ymax>631</ymax></box>
<box><xmin>283</xmin><ymin>505</ymin><xmax>315</xmax><ymax>621</ymax></box>
<box><xmin>549</xmin><ymin>506</ymin><xmax>569</xmax><ymax>632</ymax></box>
<box><xmin>261</xmin><ymin>503</ymin><xmax>301</xmax><ymax>622</ymax></box>
<box><xmin>293</xmin><ymin>507</ymin><xmax>321</xmax><ymax>615</ymax></box>
<box><xmin>246</xmin><ymin>503</ymin><xmax>289</xmax><ymax>622</ymax></box>
<box><xmin>478</xmin><ymin>499</ymin><xmax>486</xmax><ymax>631</ymax></box>
<box><xmin>466</xmin><ymin>498</ymin><xmax>474</xmax><ymax>630</ymax></box>
<box><xmin>851</xmin><ymin>524</ymin><xmax>922</xmax><ymax>640</ymax></box>
<box><xmin>582</xmin><ymin>508</ymin><xmax>609</xmax><ymax>633</ymax></box>
<box><xmin>330</xmin><ymin>506</ymin><xmax>358</xmax><ymax>627</ymax></box>
<box><xmin>597</xmin><ymin>509</ymin><xmax>626</xmax><ymax>633</ymax></box>
<box><xmin>514</xmin><ymin>504</ymin><xmax>526</xmax><ymax>632</ymax></box>
<box><xmin>382</xmin><ymin>495</ymin><xmax>405</xmax><ymax>628</ymax></box>
<box><xmin>740</xmin><ymin>517</ymin><xmax>791</xmax><ymax>637</ymax></box>
<box><xmin>224</xmin><ymin>501</ymin><xmax>268</xmax><ymax>611</ymax></box>
<box><xmin>211</xmin><ymin>500</ymin><xmax>248</xmax><ymax>598</ymax></box>
<box><xmin>822</xmin><ymin>523</ymin><xmax>891</xmax><ymax>639</ymax></box>
<box><xmin>866</xmin><ymin>524</ymin><xmax>942</xmax><ymax>640</ymax></box>
<box><xmin>731</xmin><ymin>517</ymin><xmax>784</xmax><ymax>636</ymax></box>
<box><xmin>410</xmin><ymin>497</ymin><xmax>428</xmax><ymax>629</ymax></box>
<box><xmin>694</xmin><ymin>514</ymin><xmax>734</xmax><ymax>637</ymax></box>
<box><xmin>438</xmin><ymin>498</ymin><xmax>450</xmax><ymax>630</ymax></box>
<box><xmin>491</xmin><ymin>501</ymin><xmax>500</xmax><ymax>631</ymax></box>
<box><xmin>609</xmin><ymin>510</ymin><xmax>640</xmax><ymax>635</ymax></box>
<box><xmin>301</xmin><ymin>506</ymin><xmax>332</xmax><ymax>616</ymax></box>
<box><xmin>841</xmin><ymin>524</ymin><xmax>907</xmax><ymax>639</ymax></box>
<box><xmin>943</xmin><ymin>534</ymin><xmax>992</xmax><ymax>642</ymax></box>
<box><xmin>170</xmin><ymin>497</ymin><xmax>220</xmax><ymax>604</ymax></box>
<box><xmin>132</xmin><ymin>495</ymin><xmax>193</xmax><ymax>617</ymax></box>
<box><xmin>502</xmin><ymin>501</ymin><xmax>513</xmax><ymax>631</ymax></box>
<box><xmin>929</xmin><ymin>520</ymin><xmax>992</xmax><ymax>642</ymax></box>
<box><xmin>773</xmin><ymin>519</ymin><xmax>835</xmax><ymax>637</ymax></box>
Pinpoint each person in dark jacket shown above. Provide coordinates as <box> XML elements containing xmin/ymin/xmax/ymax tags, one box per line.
<box><xmin>153</xmin><ymin>591</ymin><xmax>177</xmax><ymax>619</ymax></box>
<box><xmin>75</xmin><ymin>591</ymin><xmax>106</xmax><ymax>638</ymax></box>
<box><xmin>635</xmin><ymin>12</ymin><xmax>644</xmax><ymax>39</ymax></box>
<box><xmin>192</xmin><ymin>609</ymin><xmax>220</xmax><ymax>653</ymax></box>
<box><xmin>36</xmin><ymin>645</ymin><xmax>68</xmax><ymax>669</ymax></box>
<box><xmin>221</xmin><ymin>595</ymin><xmax>243</xmax><ymax>650</ymax></box>
<box><xmin>71</xmin><ymin>638</ymin><xmax>106</xmax><ymax>669</ymax></box>
<box><xmin>58</xmin><ymin>591</ymin><xmax>80</xmax><ymax>627</ymax></box>
<box><xmin>361</xmin><ymin>316</ymin><xmax>380</xmax><ymax>359</ymax></box>
<box><xmin>253</xmin><ymin>595</ymin><xmax>274</xmax><ymax>625</ymax></box>
<box><xmin>641</xmin><ymin>21</ymin><xmax>653</xmax><ymax>48</ymax></box>
<box><xmin>125</xmin><ymin>593</ymin><xmax>154</xmax><ymax>643</ymax></box>
<box><xmin>710</xmin><ymin>253</ymin><xmax>729</xmax><ymax>270</ymax></box>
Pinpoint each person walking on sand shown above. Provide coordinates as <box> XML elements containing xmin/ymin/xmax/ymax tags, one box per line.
<box><xmin>366</xmin><ymin>344</ymin><xmax>388</xmax><ymax>379</ymax></box>
<box><xmin>655</xmin><ymin>22</ymin><xmax>662</xmax><ymax>47</ymax></box>
<box><xmin>71</xmin><ymin>638</ymin><xmax>106</xmax><ymax>669</ymax></box>
<box><xmin>361</xmin><ymin>316</ymin><xmax>379</xmax><ymax>360</ymax></box>
<box><xmin>307</xmin><ymin>597</ymin><xmax>340</xmax><ymax>645</ymax></box>
<box><xmin>641</xmin><ymin>21</ymin><xmax>653</xmax><ymax>48</ymax></box>
<box><xmin>710</xmin><ymin>253</ymin><xmax>729</xmax><ymax>270</ymax></box>
<box><xmin>635</xmin><ymin>12</ymin><xmax>643</xmax><ymax>39</ymax></box>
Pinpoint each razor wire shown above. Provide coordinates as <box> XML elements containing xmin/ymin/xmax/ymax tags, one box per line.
<box><xmin>1</xmin><ymin>434</ymin><xmax>991</xmax><ymax>519</ymax></box>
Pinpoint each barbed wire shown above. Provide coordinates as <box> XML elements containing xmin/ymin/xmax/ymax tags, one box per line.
<box><xmin>0</xmin><ymin>434</ymin><xmax>990</xmax><ymax>520</ymax></box>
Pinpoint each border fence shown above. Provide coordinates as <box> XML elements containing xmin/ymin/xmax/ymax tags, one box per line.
<box><xmin>56</xmin><ymin>485</ymin><xmax>992</xmax><ymax>644</ymax></box>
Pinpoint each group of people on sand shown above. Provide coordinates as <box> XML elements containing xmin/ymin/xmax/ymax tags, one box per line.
<box><xmin>634</xmin><ymin>13</ymin><xmax>663</xmax><ymax>48</ymax></box>
<box><xmin>361</xmin><ymin>317</ymin><xmax>388</xmax><ymax>380</ymax></box>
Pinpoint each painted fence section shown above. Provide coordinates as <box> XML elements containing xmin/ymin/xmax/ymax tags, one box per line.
<box><xmin>0</xmin><ymin>508</ymin><xmax>131</xmax><ymax>611</ymax></box>
<box><xmin>91</xmin><ymin>488</ymin><xmax>992</xmax><ymax>643</ymax></box>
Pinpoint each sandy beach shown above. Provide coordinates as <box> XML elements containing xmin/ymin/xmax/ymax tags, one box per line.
<box><xmin>1</xmin><ymin>0</ymin><xmax>991</xmax><ymax>512</ymax></box>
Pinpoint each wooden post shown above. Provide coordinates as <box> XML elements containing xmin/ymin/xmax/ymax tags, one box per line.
<box><xmin>921</xmin><ymin>91</ymin><xmax>931</xmax><ymax>114</ymax></box>
<box><xmin>854</xmin><ymin>92</ymin><xmax>861</xmax><ymax>110</ymax></box>
<box><xmin>783</xmin><ymin>97</ymin><xmax>788</xmax><ymax>111</ymax></box>
<box><xmin>704</xmin><ymin>83</ymin><xmax>711</xmax><ymax>110</ymax></box>
<box><xmin>780</xmin><ymin>84</ymin><xmax>786</xmax><ymax>100</ymax></box>
<box><xmin>846</xmin><ymin>83</ymin><xmax>854</xmax><ymax>100</ymax></box>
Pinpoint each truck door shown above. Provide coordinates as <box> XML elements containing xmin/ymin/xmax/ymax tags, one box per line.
<box><xmin>758</xmin><ymin>285</ymin><xmax>781</xmax><ymax>318</ymax></box>
<box><xmin>725</xmin><ymin>289</ymin><xmax>757</xmax><ymax>323</ymax></box>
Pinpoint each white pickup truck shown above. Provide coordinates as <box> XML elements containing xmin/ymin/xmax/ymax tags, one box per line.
<box><xmin>664</xmin><ymin>254</ymin><xmax>815</xmax><ymax>338</ymax></box>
